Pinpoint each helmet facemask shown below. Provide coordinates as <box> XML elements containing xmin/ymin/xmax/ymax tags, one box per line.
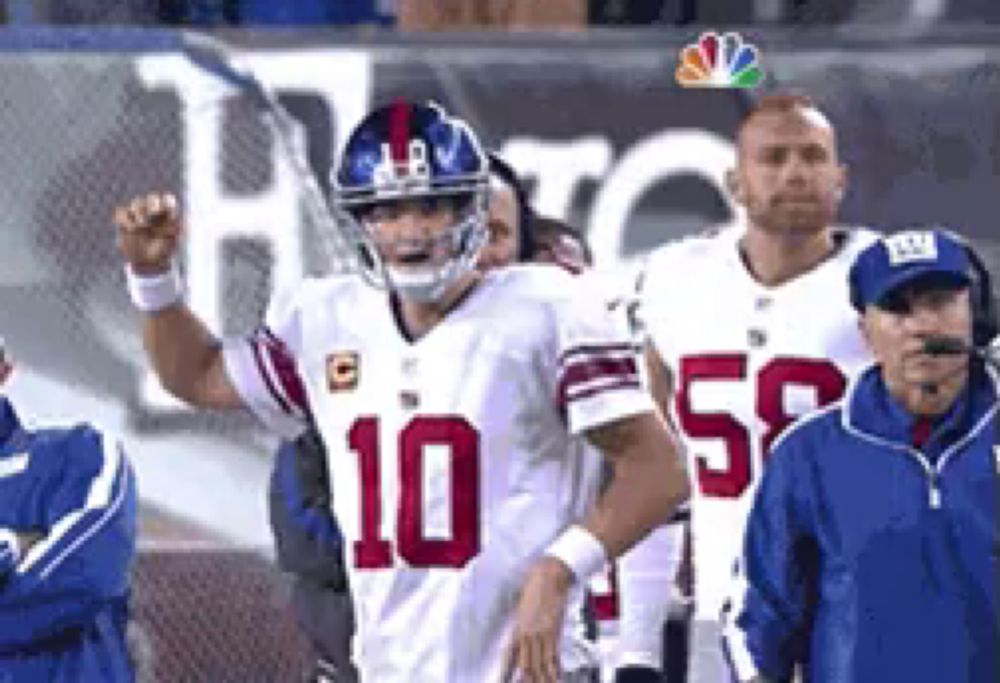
<box><xmin>339</xmin><ymin>185</ymin><xmax>489</xmax><ymax>303</ymax></box>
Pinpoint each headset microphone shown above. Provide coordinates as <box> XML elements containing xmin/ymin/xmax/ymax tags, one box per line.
<box><xmin>919</xmin><ymin>337</ymin><xmax>974</xmax><ymax>397</ymax></box>
<box><xmin>922</xmin><ymin>336</ymin><xmax>971</xmax><ymax>356</ymax></box>
<box><xmin>922</xmin><ymin>336</ymin><xmax>1000</xmax><ymax>376</ymax></box>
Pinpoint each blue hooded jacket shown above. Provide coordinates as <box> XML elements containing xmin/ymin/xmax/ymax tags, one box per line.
<box><xmin>0</xmin><ymin>398</ymin><xmax>136</xmax><ymax>682</ymax></box>
<box><xmin>723</xmin><ymin>363</ymin><xmax>997</xmax><ymax>683</ymax></box>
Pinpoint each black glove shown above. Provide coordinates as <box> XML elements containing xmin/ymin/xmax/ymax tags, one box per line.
<box><xmin>614</xmin><ymin>665</ymin><xmax>664</xmax><ymax>683</ymax></box>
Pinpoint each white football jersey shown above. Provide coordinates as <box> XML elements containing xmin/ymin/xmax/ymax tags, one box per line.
<box><xmin>639</xmin><ymin>225</ymin><xmax>876</xmax><ymax>621</ymax></box>
<box><xmin>224</xmin><ymin>264</ymin><xmax>653</xmax><ymax>682</ymax></box>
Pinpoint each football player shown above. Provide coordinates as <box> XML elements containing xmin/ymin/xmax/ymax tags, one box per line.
<box><xmin>477</xmin><ymin>151</ymin><xmax>535</xmax><ymax>272</ymax></box>
<box><xmin>264</xmin><ymin>149</ymin><xmax>538</xmax><ymax>683</ymax></box>
<box><xmin>617</xmin><ymin>94</ymin><xmax>877</xmax><ymax>682</ymax></box>
<box><xmin>114</xmin><ymin>100</ymin><xmax>689</xmax><ymax>683</ymax></box>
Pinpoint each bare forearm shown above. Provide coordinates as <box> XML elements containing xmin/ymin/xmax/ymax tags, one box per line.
<box><xmin>585</xmin><ymin>413</ymin><xmax>689</xmax><ymax>559</ymax></box>
<box><xmin>142</xmin><ymin>304</ymin><xmax>236</xmax><ymax>408</ymax></box>
<box><xmin>115</xmin><ymin>192</ymin><xmax>240</xmax><ymax>410</ymax></box>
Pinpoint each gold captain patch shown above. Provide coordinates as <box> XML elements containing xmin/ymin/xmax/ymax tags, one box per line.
<box><xmin>326</xmin><ymin>352</ymin><xmax>359</xmax><ymax>392</ymax></box>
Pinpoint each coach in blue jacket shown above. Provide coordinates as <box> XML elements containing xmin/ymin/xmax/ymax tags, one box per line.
<box><xmin>722</xmin><ymin>229</ymin><xmax>998</xmax><ymax>683</ymax></box>
<box><xmin>0</xmin><ymin>342</ymin><xmax>137</xmax><ymax>681</ymax></box>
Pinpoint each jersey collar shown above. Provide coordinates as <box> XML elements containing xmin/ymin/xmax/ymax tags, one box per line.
<box><xmin>732</xmin><ymin>227</ymin><xmax>850</xmax><ymax>294</ymax></box>
<box><xmin>845</xmin><ymin>363</ymin><xmax>994</xmax><ymax>450</ymax></box>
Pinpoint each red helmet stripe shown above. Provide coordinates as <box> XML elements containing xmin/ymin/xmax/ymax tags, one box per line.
<box><xmin>388</xmin><ymin>100</ymin><xmax>411</xmax><ymax>167</ymax></box>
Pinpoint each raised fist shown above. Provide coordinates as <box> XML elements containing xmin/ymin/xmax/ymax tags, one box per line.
<box><xmin>113</xmin><ymin>192</ymin><xmax>183</xmax><ymax>275</ymax></box>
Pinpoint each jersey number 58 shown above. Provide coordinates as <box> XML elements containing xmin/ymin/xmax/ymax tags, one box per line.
<box><xmin>676</xmin><ymin>354</ymin><xmax>846</xmax><ymax>498</ymax></box>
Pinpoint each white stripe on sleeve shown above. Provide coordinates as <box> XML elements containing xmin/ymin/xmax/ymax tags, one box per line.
<box><xmin>18</xmin><ymin>434</ymin><xmax>128</xmax><ymax>578</ymax></box>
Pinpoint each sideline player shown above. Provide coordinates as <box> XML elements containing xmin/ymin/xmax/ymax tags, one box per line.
<box><xmin>619</xmin><ymin>94</ymin><xmax>876</xmax><ymax>682</ymax></box>
<box><xmin>270</xmin><ymin>148</ymin><xmax>536</xmax><ymax>683</ymax></box>
<box><xmin>477</xmin><ymin>151</ymin><xmax>535</xmax><ymax>271</ymax></box>
<box><xmin>114</xmin><ymin>101</ymin><xmax>689</xmax><ymax>682</ymax></box>
<box><xmin>0</xmin><ymin>339</ymin><xmax>137</xmax><ymax>681</ymax></box>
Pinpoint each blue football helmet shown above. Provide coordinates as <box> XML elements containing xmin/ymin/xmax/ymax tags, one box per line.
<box><xmin>331</xmin><ymin>101</ymin><xmax>489</xmax><ymax>302</ymax></box>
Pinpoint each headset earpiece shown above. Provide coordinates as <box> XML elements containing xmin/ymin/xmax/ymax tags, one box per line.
<box><xmin>963</xmin><ymin>243</ymin><xmax>999</xmax><ymax>347</ymax></box>
<box><xmin>942</xmin><ymin>229</ymin><xmax>999</xmax><ymax>347</ymax></box>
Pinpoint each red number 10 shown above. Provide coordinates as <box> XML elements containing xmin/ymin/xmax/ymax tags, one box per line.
<box><xmin>349</xmin><ymin>415</ymin><xmax>480</xmax><ymax>569</ymax></box>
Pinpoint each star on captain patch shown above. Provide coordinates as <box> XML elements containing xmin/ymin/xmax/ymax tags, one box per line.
<box><xmin>326</xmin><ymin>351</ymin><xmax>359</xmax><ymax>392</ymax></box>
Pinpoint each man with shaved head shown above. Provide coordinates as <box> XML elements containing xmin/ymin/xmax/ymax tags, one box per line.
<box><xmin>730</xmin><ymin>94</ymin><xmax>845</xmax><ymax>244</ymax></box>
<box><xmin>615</xmin><ymin>95</ymin><xmax>878</xmax><ymax>682</ymax></box>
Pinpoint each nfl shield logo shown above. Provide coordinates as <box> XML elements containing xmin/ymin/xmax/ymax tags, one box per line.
<box><xmin>326</xmin><ymin>352</ymin><xmax>359</xmax><ymax>392</ymax></box>
<box><xmin>400</xmin><ymin>390</ymin><xmax>420</xmax><ymax>410</ymax></box>
<box><xmin>748</xmin><ymin>328</ymin><xmax>768</xmax><ymax>348</ymax></box>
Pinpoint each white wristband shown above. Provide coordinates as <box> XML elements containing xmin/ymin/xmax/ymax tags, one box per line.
<box><xmin>545</xmin><ymin>525</ymin><xmax>607</xmax><ymax>584</ymax></box>
<box><xmin>0</xmin><ymin>528</ymin><xmax>21</xmax><ymax>565</ymax></box>
<box><xmin>126</xmin><ymin>262</ymin><xmax>183</xmax><ymax>313</ymax></box>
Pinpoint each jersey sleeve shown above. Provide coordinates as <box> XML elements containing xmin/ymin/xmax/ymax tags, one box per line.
<box><xmin>223</xmin><ymin>284</ymin><xmax>311</xmax><ymax>439</ymax></box>
<box><xmin>635</xmin><ymin>245</ymin><xmax>683</xmax><ymax>367</ymax></box>
<box><xmin>551</xmin><ymin>275</ymin><xmax>654</xmax><ymax>435</ymax></box>
<box><xmin>0</xmin><ymin>428</ymin><xmax>136</xmax><ymax>650</ymax></box>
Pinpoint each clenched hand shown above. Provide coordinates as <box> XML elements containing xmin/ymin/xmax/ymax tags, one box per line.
<box><xmin>113</xmin><ymin>192</ymin><xmax>183</xmax><ymax>275</ymax></box>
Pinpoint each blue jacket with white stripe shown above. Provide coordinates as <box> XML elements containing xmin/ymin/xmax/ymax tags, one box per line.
<box><xmin>0</xmin><ymin>398</ymin><xmax>136</xmax><ymax>682</ymax></box>
<box><xmin>723</xmin><ymin>363</ymin><xmax>997</xmax><ymax>683</ymax></box>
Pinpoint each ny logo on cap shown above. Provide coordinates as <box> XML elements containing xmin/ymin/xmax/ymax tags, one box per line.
<box><xmin>884</xmin><ymin>231</ymin><xmax>938</xmax><ymax>266</ymax></box>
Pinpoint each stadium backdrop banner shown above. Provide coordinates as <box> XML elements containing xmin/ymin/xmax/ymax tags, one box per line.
<box><xmin>0</xmin><ymin>28</ymin><xmax>997</xmax><ymax>545</ymax></box>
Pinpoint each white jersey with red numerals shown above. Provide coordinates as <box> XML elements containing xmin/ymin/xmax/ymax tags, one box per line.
<box><xmin>223</xmin><ymin>264</ymin><xmax>653</xmax><ymax>683</ymax></box>
<box><xmin>639</xmin><ymin>224</ymin><xmax>877</xmax><ymax>622</ymax></box>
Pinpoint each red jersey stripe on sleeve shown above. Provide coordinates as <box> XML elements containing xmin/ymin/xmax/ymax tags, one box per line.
<box><xmin>250</xmin><ymin>327</ymin><xmax>309</xmax><ymax>417</ymax></box>
<box><xmin>557</xmin><ymin>344</ymin><xmax>640</xmax><ymax>407</ymax></box>
<box><xmin>558</xmin><ymin>342</ymin><xmax>636</xmax><ymax>367</ymax></box>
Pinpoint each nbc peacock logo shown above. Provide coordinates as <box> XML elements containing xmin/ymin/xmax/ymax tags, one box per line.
<box><xmin>675</xmin><ymin>31</ymin><xmax>763</xmax><ymax>88</ymax></box>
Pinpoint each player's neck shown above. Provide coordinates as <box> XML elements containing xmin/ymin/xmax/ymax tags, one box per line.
<box><xmin>395</xmin><ymin>272</ymin><xmax>481</xmax><ymax>340</ymax></box>
<box><xmin>739</xmin><ymin>227</ymin><xmax>834</xmax><ymax>288</ymax></box>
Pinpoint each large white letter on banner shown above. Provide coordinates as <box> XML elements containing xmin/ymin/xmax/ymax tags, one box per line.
<box><xmin>589</xmin><ymin>129</ymin><xmax>736</xmax><ymax>268</ymax></box>
<box><xmin>135</xmin><ymin>49</ymin><xmax>371</xmax><ymax>410</ymax></box>
<box><xmin>501</xmin><ymin>136</ymin><xmax>612</xmax><ymax>218</ymax></box>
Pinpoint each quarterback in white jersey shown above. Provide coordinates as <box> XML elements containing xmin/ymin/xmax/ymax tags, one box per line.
<box><xmin>619</xmin><ymin>94</ymin><xmax>877</xmax><ymax>683</ymax></box>
<box><xmin>227</xmin><ymin>266</ymin><xmax>646</xmax><ymax>680</ymax></box>
<box><xmin>114</xmin><ymin>101</ymin><xmax>689</xmax><ymax>683</ymax></box>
